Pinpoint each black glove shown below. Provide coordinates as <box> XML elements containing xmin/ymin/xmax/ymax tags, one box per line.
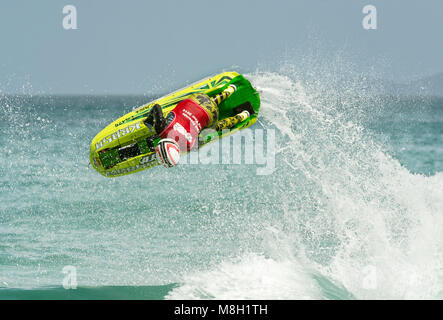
<box><xmin>144</xmin><ymin>103</ymin><xmax>166</xmax><ymax>134</ymax></box>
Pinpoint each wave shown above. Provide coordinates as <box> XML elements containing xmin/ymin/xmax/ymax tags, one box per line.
<box><xmin>1</xmin><ymin>65</ymin><xmax>442</xmax><ymax>299</ymax></box>
<box><xmin>167</xmin><ymin>69</ymin><xmax>443</xmax><ymax>300</ymax></box>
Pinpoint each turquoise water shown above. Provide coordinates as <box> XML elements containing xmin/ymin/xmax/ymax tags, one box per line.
<box><xmin>1</xmin><ymin>71</ymin><xmax>442</xmax><ymax>300</ymax></box>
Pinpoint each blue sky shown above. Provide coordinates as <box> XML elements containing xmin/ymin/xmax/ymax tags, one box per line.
<box><xmin>1</xmin><ymin>0</ymin><xmax>442</xmax><ymax>94</ymax></box>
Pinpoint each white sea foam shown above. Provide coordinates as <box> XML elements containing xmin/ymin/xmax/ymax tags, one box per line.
<box><xmin>166</xmin><ymin>253</ymin><xmax>321</xmax><ymax>300</ymax></box>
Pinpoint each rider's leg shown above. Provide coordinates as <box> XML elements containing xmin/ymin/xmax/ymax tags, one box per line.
<box><xmin>211</xmin><ymin>84</ymin><xmax>237</xmax><ymax>106</ymax></box>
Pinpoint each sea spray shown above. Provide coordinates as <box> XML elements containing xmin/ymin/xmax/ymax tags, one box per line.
<box><xmin>1</xmin><ymin>68</ymin><xmax>442</xmax><ymax>299</ymax></box>
<box><xmin>168</xmin><ymin>69</ymin><xmax>443</xmax><ymax>300</ymax></box>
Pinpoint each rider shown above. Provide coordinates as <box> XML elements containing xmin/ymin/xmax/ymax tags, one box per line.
<box><xmin>144</xmin><ymin>84</ymin><xmax>240</xmax><ymax>167</ymax></box>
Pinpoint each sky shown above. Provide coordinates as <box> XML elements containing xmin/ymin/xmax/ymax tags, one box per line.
<box><xmin>0</xmin><ymin>0</ymin><xmax>442</xmax><ymax>94</ymax></box>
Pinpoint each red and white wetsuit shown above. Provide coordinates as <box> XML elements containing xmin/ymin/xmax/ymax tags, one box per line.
<box><xmin>158</xmin><ymin>98</ymin><xmax>211</xmax><ymax>152</ymax></box>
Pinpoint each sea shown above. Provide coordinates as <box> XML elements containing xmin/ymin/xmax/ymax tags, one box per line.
<box><xmin>1</xmin><ymin>69</ymin><xmax>442</xmax><ymax>300</ymax></box>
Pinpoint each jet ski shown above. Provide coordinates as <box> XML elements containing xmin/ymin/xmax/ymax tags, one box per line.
<box><xmin>89</xmin><ymin>71</ymin><xmax>260</xmax><ymax>177</ymax></box>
